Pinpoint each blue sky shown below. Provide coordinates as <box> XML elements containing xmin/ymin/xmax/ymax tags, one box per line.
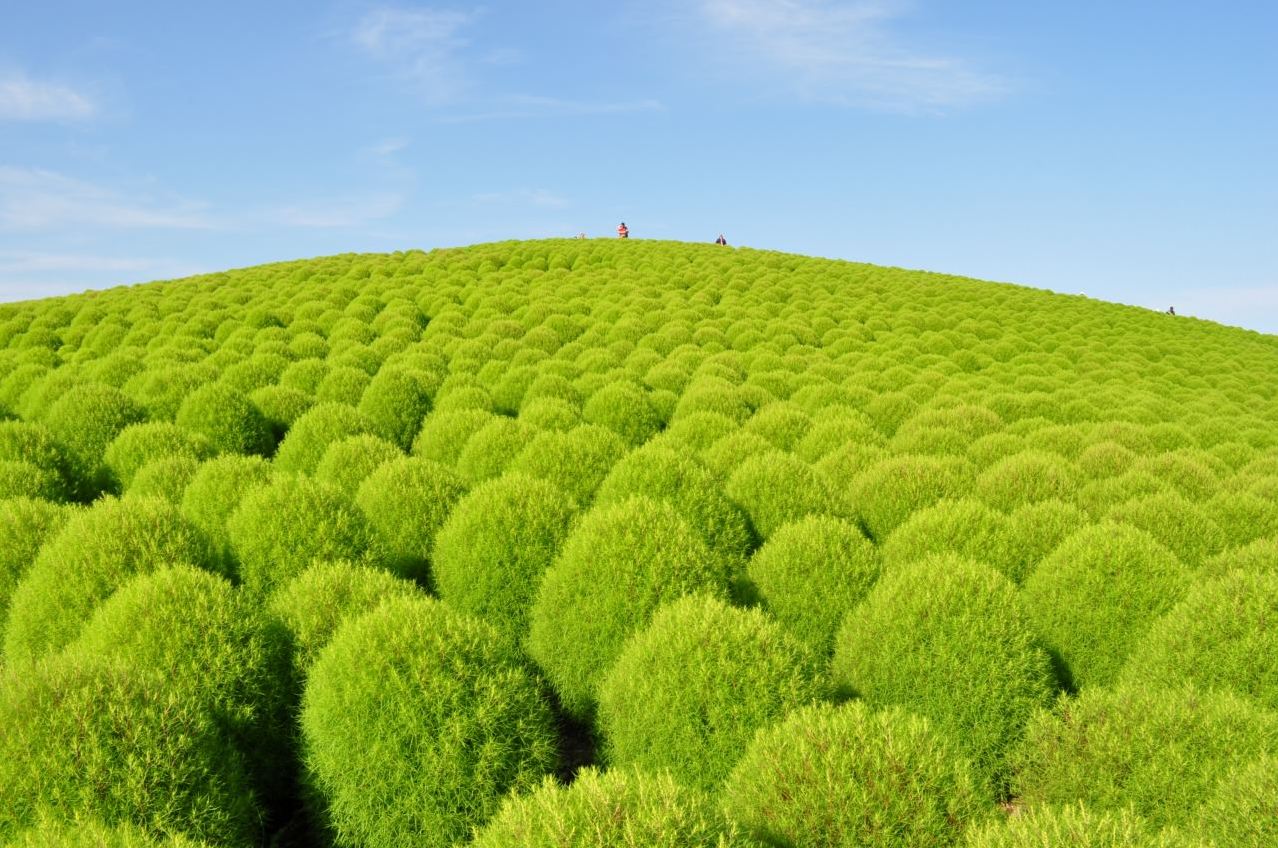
<box><xmin>2</xmin><ymin>1</ymin><xmax>1276</xmax><ymax>331</ymax></box>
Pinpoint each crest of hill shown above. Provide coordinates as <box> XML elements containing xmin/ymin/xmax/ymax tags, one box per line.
<box><xmin>2</xmin><ymin>239</ymin><xmax>1273</xmax><ymax>349</ymax></box>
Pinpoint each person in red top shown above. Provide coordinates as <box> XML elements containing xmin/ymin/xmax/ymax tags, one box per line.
<box><xmin>617</xmin><ymin>222</ymin><xmax>629</xmax><ymax>239</ymax></box>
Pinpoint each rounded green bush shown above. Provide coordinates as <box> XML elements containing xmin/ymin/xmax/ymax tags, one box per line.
<box><xmin>965</xmin><ymin>805</ymin><xmax>1185</xmax><ymax>848</ymax></box>
<box><xmin>742</xmin><ymin>401</ymin><xmax>813</xmax><ymax>451</ymax></box>
<box><xmin>43</xmin><ymin>384</ymin><xmax>147</xmax><ymax>497</ymax></box>
<box><xmin>175</xmin><ymin>382</ymin><xmax>274</xmax><ymax>457</ymax></box>
<box><xmin>227</xmin><ymin>476</ymin><xmax>382</xmax><ymax>594</ymax></box>
<box><xmin>314</xmin><ymin>365</ymin><xmax>370</xmax><ymax>405</ymax></box>
<box><xmin>69</xmin><ymin>565</ymin><xmax>292</xmax><ymax>805</ymax></box>
<box><xmin>1021</xmin><ymin>523</ymin><xmax>1189</xmax><ymax>689</ymax></box>
<box><xmin>267</xmin><ymin>560</ymin><xmax>422</xmax><ymax>676</ymax></box>
<box><xmin>518</xmin><ymin>396</ymin><xmax>581</xmax><ymax>432</ymax></box>
<box><xmin>747</xmin><ymin>515</ymin><xmax>879</xmax><ymax>655</ymax></box>
<box><xmin>594</xmin><ymin>444</ymin><xmax>752</xmax><ymax>560</ymax></box>
<box><xmin>470</xmin><ymin>766</ymin><xmax>752</xmax><ymax>848</ymax></box>
<box><xmin>997</xmin><ymin>499</ymin><xmax>1089</xmax><ymax>584</ymax></box>
<box><xmin>4</xmin><ymin>497</ymin><xmax>216</xmax><ymax>662</ymax></box>
<box><xmin>1103</xmin><ymin>491</ymin><xmax>1226</xmax><ymax>568</ymax></box>
<box><xmin>126</xmin><ymin>455</ymin><xmax>201</xmax><ymax>504</ymax></box>
<box><xmin>849</xmin><ymin>455</ymin><xmax>976</xmax><ymax>541</ymax></box>
<box><xmin>833</xmin><ymin>555</ymin><xmax>1055</xmax><ymax>793</ymax></box>
<box><xmin>528</xmin><ymin>496</ymin><xmax>732</xmax><ymax>719</ymax></box>
<box><xmin>3</xmin><ymin>816</ymin><xmax>213</xmax><ymax>847</ymax></box>
<box><xmin>179</xmin><ymin>455</ymin><xmax>274</xmax><ymax>566</ymax></box>
<box><xmin>1199</xmin><ymin>536</ymin><xmax>1278</xmax><ymax>579</ymax></box>
<box><xmin>300</xmin><ymin>596</ymin><xmax>557</xmax><ymax>847</ymax></box>
<box><xmin>102</xmin><ymin>422</ymin><xmax>211</xmax><ymax>490</ymax></box>
<box><xmin>353</xmin><ymin>456</ymin><xmax>468</xmax><ymax>585</ymax></box>
<box><xmin>658</xmin><ymin>410</ymin><xmax>738</xmax><ymax>451</ymax></box>
<box><xmin>273</xmin><ymin>402</ymin><xmax>375</xmax><ymax>475</ymax></box>
<box><xmin>724</xmin><ymin>701</ymin><xmax>987</xmax><ymax>848</ymax></box>
<box><xmin>412</xmin><ymin>408</ymin><xmax>499</xmax><ymax>466</ymax></box>
<box><xmin>0</xmin><ymin>654</ymin><xmax>258</xmax><ymax>844</ymax></box>
<box><xmin>1190</xmin><ymin>754</ymin><xmax>1278</xmax><ymax>847</ymax></box>
<box><xmin>454</xmin><ymin>417</ymin><xmax>538</xmax><ymax>484</ymax></box>
<box><xmin>433</xmin><ymin>474</ymin><xmax>577</xmax><ymax>646</ymax></box>
<box><xmin>974</xmin><ymin>451</ymin><xmax>1081</xmax><ymax>512</ymax></box>
<box><xmin>313</xmin><ymin>434</ymin><xmax>402</xmax><ymax>498</ymax></box>
<box><xmin>1119</xmin><ymin>570</ymin><xmax>1278</xmax><ymax>710</ymax></box>
<box><xmin>0</xmin><ymin>497</ymin><xmax>70</xmax><ymax>640</ymax></box>
<box><xmin>724</xmin><ymin>450</ymin><xmax>849</xmax><ymax>540</ymax></box>
<box><xmin>358</xmin><ymin>367</ymin><xmax>431</xmax><ymax>450</ymax></box>
<box><xmin>1010</xmin><ymin>684</ymin><xmax>1278</xmax><ymax>830</ymax></box>
<box><xmin>0</xmin><ymin>420</ymin><xmax>71</xmax><ymax>490</ymax></box>
<box><xmin>0</xmin><ymin>460</ymin><xmax>66</xmax><ymax>502</ymax></box>
<box><xmin>597</xmin><ymin>594</ymin><xmax>825</xmax><ymax>792</ymax></box>
<box><xmin>582</xmin><ymin>381</ymin><xmax>662</xmax><ymax>447</ymax></box>
<box><xmin>249</xmin><ymin>385</ymin><xmax>315</xmax><ymax>437</ymax></box>
<box><xmin>794</xmin><ymin>410</ymin><xmax>882</xmax><ymax>463</ymax></box>
<box><xmin>507</xmin><ymin>425</ymin><xmax>628</xmax><ymax>506</ymax></box>
<box><xmin>1204</xmin><ymin>490</ymin><xmax>1278</xmax><ymax>547</ymax></box>
<box><xmin>700</xmin><ymin>430</ymin><xmax>775</xmax><ymax>479</ymax></box>
<box><xmin>882</xmin><ymin>498</ymin><xmax>1012</xmax><ymax>576</ymax></box>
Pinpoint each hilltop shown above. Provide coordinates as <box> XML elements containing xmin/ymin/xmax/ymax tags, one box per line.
<box><xmin>1</xmin><ymin>239</ymin><xmax>1276</xmax><ymax>846</ymax></box>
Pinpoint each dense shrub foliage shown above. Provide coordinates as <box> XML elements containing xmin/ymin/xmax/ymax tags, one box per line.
<box><xmin>834</xmin><ymin>555</ymin><xmax>1056</xmax><ymax>793</ymax></box>
<box><xmin>0</xmin><ymin>497</ymin><xmax>69</xmax><ymax>639</ymax></box>
<box><xmin>353</xmin><ymin>456</ymin><xmax>467</xmax><ymax>584</ymax></box>
<box><xmin>964</xmin><ymin>805</ymin><xmax>1185</xmax><ymax>848</ymax></box>
<box><xmin>597</xmin><ymin>594</ymin><xmax>825</xmax><ymax>792</ymax></box>
<box><xmin>528</xmin><ymin>496</ymin><xmax>732</xmax><ymax>719</ymax></box>
<box><xmin>747</xmin><ymin>514</ymin><xmax>879</xmax><ymax>655</ymax></box>
<box><xmin>724</xmin><ymin>701</ymin><xmax>987</xmax><ymax>847</ymax></box>
<box><xmin>301</xmin><ymin>596</ymin><xmax>557</xmax><ymax>847</ymax></box>
<box><xmin>179</xmin><ymin>454</ymin><xmax>274</xmax><ymax>566</ymax></box>
<box><xmin>1010</xmin><ymin>684</ymin><xmax>1278</xmax><ymax>829</ymax></box>
<box><xmin>7</xmin><ymin>239</ymin><xmax>1278</xmax><ymax>840</ymax></box>
<box><xmin>4</xmin><ymin>497</ymin><xmax>216</xmax><ymax>661</ymax></box>
<box><xmin>267</xmin><ymin>560</ymin><xmax>422</xmax><ymax>675</ymax></box>
<box><xmin>470</xmin><ymin>767</ymin><xmax>752</xmax><ymax>848</ymax></box>
<box><xmin>227</xmin><ymin>476</ymin><xmax>382</xmax><ymax>594</ymax></box>
<box><xmin>0</xmin><ymin>655</ymin><xmax>258</xmax><ymax>844</ymax></box>
<box><xmin>1021</xmin><ymin>523</ymin><xmax>1189</xmax><ymax>689</ymax></box>
<box><xmin>1119</xmin><ymin>569</ymin><xmax>1278</xmax><ymax>710</ymax></box>
<box><xmin>433</xmin><ymin>474</ymin><xmax>576</xmax><ymax>646</ymax></box>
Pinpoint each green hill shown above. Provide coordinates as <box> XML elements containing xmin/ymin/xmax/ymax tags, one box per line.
<box><xmin>1</xmin><ymin>239</ymin><xmax>1276</xmax><ymax>846</ymax></box>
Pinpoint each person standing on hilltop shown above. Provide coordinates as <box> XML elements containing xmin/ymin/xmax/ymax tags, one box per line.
<box><xmin>715</xmin><ymin>234</ymin><xmax>727</xmax><ymax>246</ymax></box>
<box><xmin>617</xmin><ymin>222</ymin><xmax>629</xmax><ymax>239</ymax></box>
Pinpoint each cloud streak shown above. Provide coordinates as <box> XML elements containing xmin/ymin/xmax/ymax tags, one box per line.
<box><xmin>353</xmin><ymin>6</ymin><xmax>476</xmax><ymax>104</ymax></box>
<box><xmin>271</xmin><ymin>192</ymin><xmax>407</xmax><ymax>229</ymax></box>
<box><xmin>0</xmin><ymin>73</ymin><xmax>95</xmax><ymax>121</ymax></box>
<box><xmin>696</xmin><ymin>0</ymin><xmax>1006</xmax><ymax>111</ymax></box>
<box><xmin>439</xmin><ymin>95</ymin><xmax>664</xmax><ymax>123</ymax></box>
<box><xmin>0</xmin><ymin>167</ymin><xmax>213</xmax><ymax>230</ymax></box>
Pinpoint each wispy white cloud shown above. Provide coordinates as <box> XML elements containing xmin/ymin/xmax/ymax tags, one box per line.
<box><xmin>440</xmin><ymin>95</ymin><xmax>664</xmax><ymax>123</ymax></box>
<box><xmin>0</xmin><ymin>167</ymin><xmax>213</xmax><ymax>230</ymax></box>
<box><xmin>0</xmin><ymin>73</ymin><xmax>95</xmax><ymax>121</ymax></box>
<box><xmin>694</xmin><ymin>0</ymin><xmax>1006</xmax><ymax>111</ymax></box>
<box><xmin>272</xmin><ymin>192</ymin><xmax>407</xmax><ymax>229</ymax></box>
<box><xmin>353</xmin><ymin>6</ymin><xmax>476</xmax><ymax>103</ymax></box>
<box><xmin>365</xmin><ymin>137</ymin><xmax>411</xmax><ymax>157</ymax></box>
<box><xmin>472</xmin><ymin>188</ymin><xmax>570</xmax><ymax>210</ymax></box>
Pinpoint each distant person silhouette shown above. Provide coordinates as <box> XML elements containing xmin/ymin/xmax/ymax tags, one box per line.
<box><xmin>715</xmin><ymin>234</ymin><xmax>727</xmax><ymax>245</ymax></box>
<box><xmin>1168</xmin><ymin>306</ymin><xmax>1176</xmax><ymax>315</ymax></box>
<box><xmin>617</xmin><ymin>222</ymin><xmax>629</xmax><ymax>239</ymax></box>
